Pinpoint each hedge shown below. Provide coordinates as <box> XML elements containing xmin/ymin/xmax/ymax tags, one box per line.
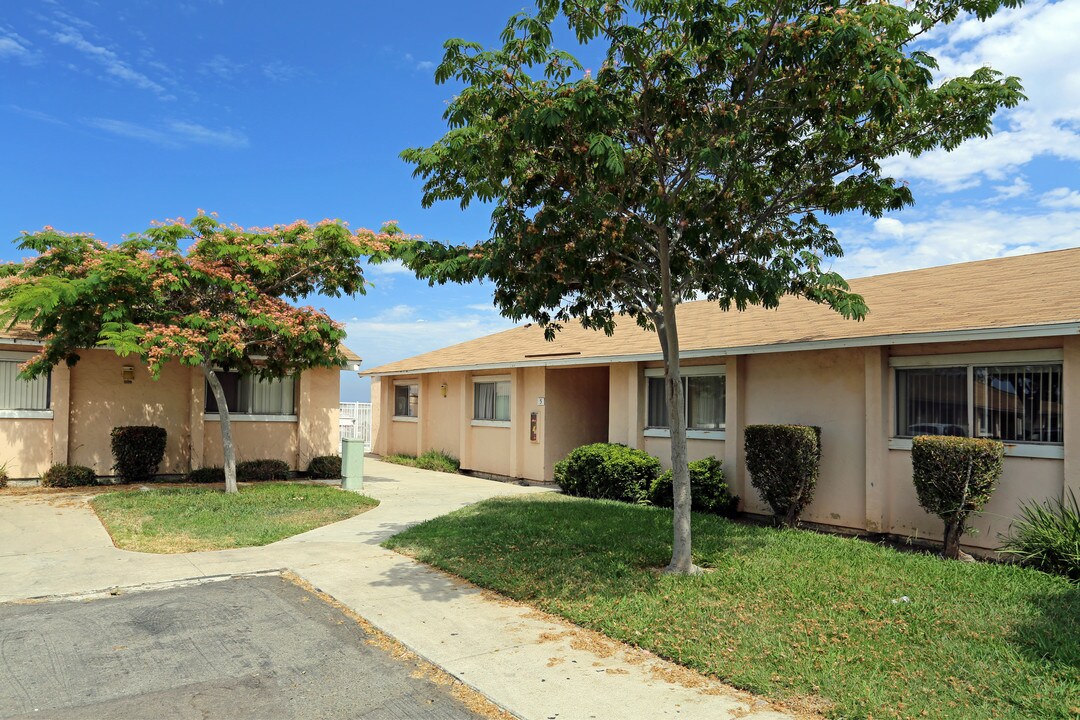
<box><xmin>236</xmin><ymin>459</ymin><xmax>290</xmax><ymax>482</ymax></box>
<box><xmin>41</xmin><ymin>464</ymin><xmax>98</xmax><ymax>488</ymax></box>
<box><xmin>185</xmin><ymin>467</ymin><xmax>226</xmax><ymax>484</ymax></box>
<box><xmin>111</xmin><ymin>425</ymin><xmax>167</xmax><ymax>483</ymax></box>
<box><xmin>911</xmin><ymin>435</ymin><xmax>1004</xmax><ymax>559</ymax></box>
<box><xmin>553</xmin><ymin>443</ymin><xmax>661</xmax><ymax>505</ymax></box>
<box><xmin>307</xmin><ymin>455</ymin><xmax>342</xmax><ymax>479</ymax></box>
<box><xmin>745</xmin><ymin>424</ymin><xmax>821</xmax><ymax>527</ymax></box>
<box><xmin>650</xmin><ymin>456</ymin><xmax>739</xmax><ymax>516</ymax></box>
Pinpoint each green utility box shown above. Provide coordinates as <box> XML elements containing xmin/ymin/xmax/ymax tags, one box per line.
<box><xmin>341</xmin><ymin>438</ymin><xmax>365</xmax><ymax>491</ymax></box>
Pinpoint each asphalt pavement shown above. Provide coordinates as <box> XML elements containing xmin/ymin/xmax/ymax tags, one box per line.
<box><xmin>0</xmin><ymin>575</ymin><xmax>485</xmax><ymax>720</ymax></box>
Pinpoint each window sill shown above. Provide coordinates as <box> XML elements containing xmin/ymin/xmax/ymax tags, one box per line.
<box><xmin>393</xmin><ymin>416</ymin><xmax>418</xmax><ymax>423</ymax></box>
<box><xmin>888</xmin><ymin>437</ymin><xmax>1064</xmax><ymax>459</ymax></box>
<box><xmin>644</xmin><ymin>428</ymin><xmax>727</xmax><ymax>441</ymax></box>
<box><xmin>0</xmin><ymin>410</ymin><xmax>53</xmax><ymax>420</ymax></box>
<box><xmin>472</xmin><ymin>419</ymin><xmax>511</xmax><ymax>428</ymax></box>
<box><xmin>204</xmin><ymin>414</ymin><xmax>298</xmax><ymax>423</ymax></box>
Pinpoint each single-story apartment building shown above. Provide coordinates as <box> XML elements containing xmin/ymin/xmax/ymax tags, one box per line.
<box><xmin>0</xmin><ymin>325</ymin><xmax>360</xmax><ymax>479</ymax></box>
<box><xmin>364</xmin><ymin>248</ymin><xmax>1080</xmax><ymax>551</ymax></box>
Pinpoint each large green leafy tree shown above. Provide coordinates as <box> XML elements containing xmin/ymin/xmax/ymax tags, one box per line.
<box><xmin>396</xmin><ymin>0</ymin><xmax>1024</xmax><ymax>573</ymax></box>
<box><xmin>0</xmin><ymin>213</ymin><xmax>400</xmax><ymax>493</ymax></box>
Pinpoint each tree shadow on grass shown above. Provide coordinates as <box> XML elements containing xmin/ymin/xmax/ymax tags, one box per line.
<box><xmin>1008</xmin><ymin>581</ymin><xmax>1080</xmax><ymax>672</ymax></box>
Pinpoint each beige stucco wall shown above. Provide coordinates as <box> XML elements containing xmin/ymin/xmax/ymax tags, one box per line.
<box><xmin>423</xmin><ymin>372</ymin><xmax>463</xmax><ymax>456</ymax></box>
<box><xmin>742</xmin><ymin>348</ymin><xmax>868</xmax><ymax>530</ymax></box>
<box><xmin>544</xmin><ymin>366</ymin><xmax>609</xmax><ymax>480</ymax></box>
<box><xmin>885</xmin><ymin>450</ymin><xmax>1063</xmax><ymax>550</ymax></box>
<box><xmin>202</xmin><ymin>420</ymin><xmax>300</xmax><ymax>468</ymax></box>
<box><xmin>0</xmin><ymin>346</ymin><xmax>343</xmax><ymax>478</ymax></box>
<box><xmin>69</xmin><ymin>352</ymin><xmax>192</xmax><ymax>476</ymax></box>
<box><xmin>643</xmin><ymin>437</ymin><xmax>726</xmax><ymax>467</ymax></box>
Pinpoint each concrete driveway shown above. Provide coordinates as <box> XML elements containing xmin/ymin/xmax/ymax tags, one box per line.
<box><xmin>0</xmin><ymin>575</ymin><xmax>485</xmax><ymax>719</ymax></box>
<box><xmin>0</xmin><ymin>459</ymin><xmax>796</xmax><ymax>720</ymax></box>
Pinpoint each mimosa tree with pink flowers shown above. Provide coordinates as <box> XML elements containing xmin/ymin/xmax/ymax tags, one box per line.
<box><xmin>0</xmin><ymin>212</ymin><xmax>401</xmax><ymax>493</ymax></box>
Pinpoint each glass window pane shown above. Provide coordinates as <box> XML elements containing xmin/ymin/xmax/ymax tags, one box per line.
<box><xmin>646</xmin><ymin>377</ymin><xmax>668</xmax><ymax>427</ymax></box>
<box><xmin>395</xmin><ymin>384</ymin><xmax>418</xmax><ymax>417</ymax></box>
<box><xmin>975</xmin><ymin>364</ymin><xmax>1062</xmax><ymax>444</ymax></box>
<box><xmin>494</xmin><ymin>381</ymin><xmax>511</xmax><ymax>421</ymax></box>
<box><xmin>474</xmin><ymin>382</ymin><xmax>496</xmax><ymax>420</ymax></box>
<box><xmin>687</xmin><ymin>375</ymin><xmax>725</xmax><ymax>430</ymax></box>
<box><xmin>0</xmin><ymin>361</ymin><xmax>49</xmax><ymax>410</ymax></box>
<box><xmin>205</xmin><ymin>371</ymin><xmax>240</xmax><ymax>413</ymax></box>
<box><xmin>247</xmin><ymin>375</ymin><xmax>294</xmax><ymax>415</ymax></box>
<box><xmin>896</xmin><ymin>367</ymin><xmax>968</xmax><ymax>437</ymax></box>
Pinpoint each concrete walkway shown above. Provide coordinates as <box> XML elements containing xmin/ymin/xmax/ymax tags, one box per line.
<box><xmin>0</xmin><ymin>460</ymin><xmax>795</xmax><ymax>720</ymax></box>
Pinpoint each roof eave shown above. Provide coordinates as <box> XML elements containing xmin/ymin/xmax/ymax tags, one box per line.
<box><xmin>362</xmin><ymin>321</ymin><xmax>1080</xmax><ymax>378</ymax></box>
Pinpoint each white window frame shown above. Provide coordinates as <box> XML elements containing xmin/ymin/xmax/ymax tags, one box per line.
<box><xmin>471</xmin><ymin>375</ymin><xmax>511</xmax><ymax>427</ymax></box>
<box><xmin>889</xmin><ymin>350</ymin><xmax>1064</xmax><ymax>459</ymax></box>
<box><xmin>0</xmin><ymin>351</ymin><xmax>52</xmax><ymax>418</ymax></box>
<box><xmin>204</xmin><ymin>369</ymin><xmax>297</xmax><ymax>421</ymax></box>
<box><xmin>393</xmin><ymin>380</ymin><xmax>419</xmax><ymax>422</ymax></box>
<box><xmin>643</xmin><ymin>365</ymin><xmax>726</xmax><ymax>440</ymax></box>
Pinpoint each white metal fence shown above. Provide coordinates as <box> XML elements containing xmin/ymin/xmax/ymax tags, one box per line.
<box><xmin>339</xmin><ymin>402</ymin><xmax>372</xmax><ymax>452</ymax></box>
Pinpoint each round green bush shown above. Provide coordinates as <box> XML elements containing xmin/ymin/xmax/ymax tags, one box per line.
<box><xmin>650</xmin><ymin>456</ymin><xmax>739</xmax><ymax>516</ymax></box>
<box><xmin>307</xmin><ymin>455</ymin><xmax>342</xmax><ymax>479</ymax></box>
<box><xmin>111</xmin><ymin>425</ymin><xmax>167</xmax><ymax>483</ymax></box>
<box><xmin>41</xmin><ymin>464</ymin><xmax>98</xmax><ymax>488</ymax></box>
<box><xmin>745</xmin><ymin>424</ymin><xmax>821</xmax><ymax>527</ymax></box>
<box><xmin>912</xmin><ymin>435</ymin><xmax>1004</xmax><ymax>559</ymax></box>
<box><xmin>553</xmin><ymin>443</ymin><xmax>661</xmax><ymax>505</ymax></box>
<box><xmin>185</xmin><ymin>467</ymin><xmax>226</xmax><ymax>484</ymax></box>
<box><xmin>236</xmin><ymin>459</ymin><xmax>290</xmax><ymax>482</ymax></box>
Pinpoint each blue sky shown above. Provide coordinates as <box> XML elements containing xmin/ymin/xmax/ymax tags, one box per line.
<box><xmin>2</xmin><ymin>0</ymin><xmax>1078</xmax><ymax>402</ymax></box>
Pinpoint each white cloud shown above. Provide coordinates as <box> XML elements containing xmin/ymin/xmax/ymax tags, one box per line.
<box><xmin>882</xmin><ymin>0</ymin><xmax>1080</xmax><ymax>190</ymax></box>
<box><xmin>836</xmin><ymin>202</ymin><xmax>1080</xmax><ymax>277</ymax></box>
<box><xmin>85</xmin><ymin>117</ymin><xmax>249</xmax><ymax>149</ymax></box>
<box><xmin>51</xmin><ymin>24</ymin><xmax>173</xmax><ymax>99</ymax></box>
<box><xmin>991</xmin><ymin>176</ymin><xmax>1031</xmax><ymax>200</ymax></box>
<box><xmin>342</xmin><ymin>304</ymin><xmax>518</xmax><ymax>373</ymax></box>
<box><xmin>872</xmin><ymin>217</ymin><xmax>905</xmax><ymax>240</ymax></box>
<box><xmin>167</xmin><ymin>121</ymin><xmax>249</xmax><ymax>148</ymax></box>
<box><xmin>0</xmin><ymin>28</ymin><xmax>37</xmax><ymax>63</ymax></box>
<box><xmin>1040</xmin><ymin>187</ymin><xmax>1080</xmax><ymax>209</ymax></box>
<box><xmin>416</xmin><ymin>60</ymin><xmax>436</xmax><ymax>71</ymax></box>
<box><xmin>366</xmin><ymin>259</ymin><xmax>414</xmax><ymax>277</ymax></box>
<box><xmin>200</xmin><ymin>54</ymin><xmax>245</xmax><ymax>80</ymax></box>
<box><xmin>262</xmin><ymin>60</ymin><xmax>300</xmax><ymax>83</ymax></box>
<box><xmin>7</xmin><ymin>105</ymin><xmax>67</xmax><ymax>126</ymax></box>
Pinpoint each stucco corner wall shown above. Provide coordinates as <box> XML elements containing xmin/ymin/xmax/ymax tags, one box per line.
<box><xmin>298</xmin><ymin>367</ymin><xmax>341</xmax><ymax>466</ymax></box>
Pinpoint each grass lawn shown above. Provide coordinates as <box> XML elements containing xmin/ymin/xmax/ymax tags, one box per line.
<box><xmin>92</xmin><ymin>482</ymin><xmax>378</xmax><ymax>553</ymax></box>
<box><xmin>384</xmin><ymin>494</ymin><xmax>1080</xmax><ymax>720</ymax></box>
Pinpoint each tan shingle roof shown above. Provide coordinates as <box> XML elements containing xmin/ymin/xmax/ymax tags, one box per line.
<box><xmin>363</xmin><ymin>247</ymin><xmax>1080</xmax><ymax>376</ymax></box>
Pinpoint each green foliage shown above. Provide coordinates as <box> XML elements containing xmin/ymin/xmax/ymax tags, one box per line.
<box><xmin>745</xmin><ymin>425</ymin><xmax>822</xmax><ymax>527</ymax></box>
<box><xmin>385</xmin><ymin>495</ymin><xmax>1080</xmax><ymax>720</ymax></box>
<box><xmin>911</xmin><ymin>435</ymin><xmax>1004</xmax><ymax>558</ymax></box>
<box><xmin>383</xmin><ymin>450</ymin><xmax>461</xmax><ymax>474</ymax></box>
<box><xmin>307</xmin><ymin>455</ymin><xmax>343</xmax><ymax>479</ymax></box>
<box><xmin>1000</xmin><ymin>490</ymin><xmax>1080</xmax><ymax>581</ymax></box>
<box><xmin>650</xmin><ymin>456</ymin><xmax>738</xmax><ymax>517</ymax></box>
<box><xmin>185</xmin><ymin>467</ymin><xmax>226</xmax><ymax>484</ymax></box>
<box><xmin>110</xmin><ymin>425</ymin><xmax>167</xmax><ymax>483</ymax></box>
<box><xmin>0</xmin><ymin>461</ymin><xmax>8</xmax><ymax>488</ymax></box>
<box><xmin>236</xmin><ymin>459</ymin><xmax>291</xmax><ymax>482</ymax></box>
<box><xmin>41</xmin><ymin>464</ymin><xmax>97</xmax><ymax>488</ymax></box>
<box><xmin>553</xmin><ymin>443</ymin><xmax>661</xmax><ymax>505</ymax></box>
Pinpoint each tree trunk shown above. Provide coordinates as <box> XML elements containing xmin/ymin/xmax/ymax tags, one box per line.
<box><xmin>202</xmin><ymin>364</ymin><xmax>238</xmax><ymax>494</ymax></box>
<box><xmin>657</xmin><ymin>230</ymin><xmax>700</xmax><ymax>576</ymax></box>
<box><xmin>942</xmin><ymin>519</ymin><xmax>963</xmax><ymax>560</ymax></box>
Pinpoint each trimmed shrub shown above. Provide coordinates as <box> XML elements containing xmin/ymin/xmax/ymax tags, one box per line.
<box><xmin>1001</xmin><ymin>490</ymin><xmax>1080</xmax><ymax>581</ymax></box>
<box><xmin>236</xmin><ymin>459</ymin><xmax>290</xmax><ymax>482</ymax></box>
<box><xmin>745</xmin><ymin>424</ymin><xmax>821</xmax><ymax>527</ymax></box>
<box><xmin>650</xmin><ymin>456</ymin><xmax>739</xmax><ymax>516</ymax></box>
<box><xmin>553</xmin><ymin>443</ymin><xmax>661</xmax><ymax>505</ymax></box>
<box><xmin>911</xmin><ymin>435</ymin><xmax>1004</xmax><ymax>560</ymax></box>
<box><xmin>41</xmin><ymin>464</ymin><xmax>97</xmax><ymax>488</ymax></box>
<box><xmin>0</xmin><ymin>462</ymin><xmax>8</xmax><ymax>488</ymax></box>
<box><xmin>111</xmin><ymin>425</ymin><xmax>167</xmax><ymax>484</ymax></box>
<box><xmin>186</xmin><ymin>467</ymin><xmax>225</xmax><ymax>484</ymax></box>
<box><xmin>307</xmin><ymin>455</ymin><xmax>342</xmax><ymax>479</ymax></box>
